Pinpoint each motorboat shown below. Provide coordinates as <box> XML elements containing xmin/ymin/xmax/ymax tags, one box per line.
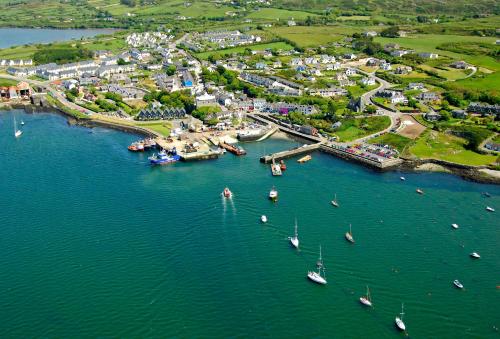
<box><xmin>289</xmin><ymin>218</ymin><xmax>299</xmax><ymax>248</ymax></box>
<box><xmin>261</xmin><ymin>215</ymin><xmax>267</xmax><ymax>223</ymax></box>
<box><xmin>128</xmin><ymin>141</ymin><xmax>145</xmax><ymax>152</ymax></box>
<box><xmin>451</xmin><ymin>223</ymin><xmax>459</xmax><ymax>229</ymax></box>
<box><xmin>416</xmin><ymin>188</ymin><xmax>424</xmax><ymax>195</ymax></box>
<box><xmin>395</xmin><ymin>303</ymin><xmax>406</xmax><ymax>331</ymax></box>
<box><xmin>269</xmin><ymin>187</ymin><xmax>278</xmax><ymax>201</ymax></box>
<box><xmin>470</xmin><ymin>252</ymin><xmax>480</xmax><ymax>259</ymax></box>
<box><xmin>359</xmin><ymin>286</ymin><xmax>372</xmax><ymax>307</ymax></box>
<box><xmin>297</xmin><ymin>155</ymin><xmax>312</xmax><ymax>163</ymax></box>
<box><xmin>345</xmin><ymin>224</ymin><xmax>354</xmax><ymax>243</ymax></box>
<box><xmin>223</xmin><ymin>187</ymin><xmax>232</xmax><ymax>198</ymax></box>
<box><xmin>400</xmin><ymin>176</ymin><xmax>406</xmax><ymax>181</ymax></box>
<box><xmin>453</xmin><ymin>280</ymin><xmax>464</xmax><ymax>289</ymax></box>
<box><xmin>280</xmin><ymin>160</ymin><xmax>286</xmax><ymax>171</ymax></box>
<box><xmin>486</xmin><ymin>206</ymin><xmax>495</xmax><ymax>212</ymax></box>
<box><xmin>13</xmin><ymin>115</ymin><xmax>22</xmax><ymax>138</ymax></box>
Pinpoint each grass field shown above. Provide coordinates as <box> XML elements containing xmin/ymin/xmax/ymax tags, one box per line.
<box><xmin>246</xmin><ymin>8</ymin><xmax>316</xmax><ymax>20</ymax></box>
<box><xmin>418</xmin><ymin>65</ymin><xmax>469</xmax><ymax>81</ymax></box>
<box><xmin>267</xmin><ymin>25</ymin><xmax>367</xmax><ymax>47</ymax></box>
<box><xmin>410</xmin><ymin>130</ymin><xmax>497</xmax><ymax>166</ymax></box>
<box><xmin>337</xmin><ymin>15</ymin><xmax>371</xmax><ymax>21</ymax></box>
<box><xmin>368</xmin><ymin>132</ymin><xmax>414</xmax><ymax>153</ymax></box>
<box><xmin>0</xmin><ymin>35</ymin><xmax>126</xmax><ymax>61</ymax></box>
<box><xmin>195</xmin><ymin>42</ymin><xmax>294</xmax><ymax>60</ymax></box>
<box><xmin>374</xmin><ymin>34</ymin><xmax>498</xmax><ymax>71</ymax></box>
<box><xmin>0</xmin><ymin>78</ymin><xmax>18</xmax><ymax>87</ymax></box>
<box><xmin>334</xmin><ymin>116</ymin><xmax>391</xmax><ymax>142</ymax></box>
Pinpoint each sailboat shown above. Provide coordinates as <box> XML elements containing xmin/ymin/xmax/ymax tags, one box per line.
<box><xmin>345</xmin><ymin>224</ymin><xmax>354</xmax><ymax>243</ymax></box>
<box><xmin>289</xmin><ymin>218</ymin><xmax>299</xmax><ymax>248</ymax></box>
<box><xmin>359</xmin><ymin>285</ymin><xmax>373</xmax><ymax>307</ymax></box>
<box><xmin>395</xmin><ymin>303</ymin><xmax>406</xmax><ymax>331</ymax></box>
<box><xmin>13</xmin><ymin>115</ymin><xmax>22</xmax><ymax>138</ymax></box>
<box><xmin>307</xmin><ymin>245</ymin><xmax>327</xmax><ymax>285</ymax></box>
<box><xmin>331</xmin><ymin>193</ymin><xmax>339</xmax><ymax>207</ymax></box>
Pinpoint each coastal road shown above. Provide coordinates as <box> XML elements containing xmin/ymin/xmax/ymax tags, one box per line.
<box><xmin>0</xmin><ymin>73</ymin><xmax>95</xmax><ymax>115</ymax></box>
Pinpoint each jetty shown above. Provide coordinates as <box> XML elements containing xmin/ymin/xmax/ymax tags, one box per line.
<box><xmin>260</xmin><ymin>143</ymin><xmax>321</xmax><ymax>163</ymax></box>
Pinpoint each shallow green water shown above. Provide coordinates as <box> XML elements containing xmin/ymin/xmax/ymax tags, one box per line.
<box><xmin>1</xmin><ymin>110</ymin><xmax>499</xmax><ymax>338</ymax></box>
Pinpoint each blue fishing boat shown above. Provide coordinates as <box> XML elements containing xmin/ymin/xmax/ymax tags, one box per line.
<box><xmin>149</xmin><ymin>148</ymin><xmax>181</xmax><ymax>165</ymax></box>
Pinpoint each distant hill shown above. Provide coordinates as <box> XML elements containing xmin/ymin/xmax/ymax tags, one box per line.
<box><xmin>273</xmin><ymin>0</ymin><xmax>500</xmax><ymax>15</ymax></box>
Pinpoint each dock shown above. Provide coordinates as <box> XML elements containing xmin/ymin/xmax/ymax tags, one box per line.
<box><xmin>155</xmin><ymin>137</ymin><xmax>221</xmax><ymax>161</ymax></box>
<box><xmin>260</xmin><ymin>143</ymin><xmax>321</xmax><ymax>163</ymax></box>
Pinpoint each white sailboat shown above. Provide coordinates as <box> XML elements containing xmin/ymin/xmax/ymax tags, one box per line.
<box><xmin>331</xmin><ymin>193</ymin><xmax>339</xmax><ymax>207</ymax></box>
<box><xmin>289</xmin><ymin>218</ymin><xmax>299</xmax><ymax>248</ymax></box>
<box><xmin>307</xmin><ymin>245</ymin><xmax>327</xmax><ymax>285</ymax></box>
<box><xmin>395</xmin><ymin>303</ymin><xmax>406</xmax><ymax>331</ymax></box>
<box><xmin>13</xmin><ymin>115</ymin><xmax>22</xmax><ymax>138</ymax></box>
<box><xmin>359</xmin><ymin>285</ymin><xmax>373</xmax><ymax>307</ymax></box>
<box><xmin>470</xmin><ymin>252</ymin><xmax>480</xmax><ymax>259</ymax></box>
<box><xmin>345</xmin><ymin>224</ymin><xmax>354</xmax><ymax>243</ymax></box>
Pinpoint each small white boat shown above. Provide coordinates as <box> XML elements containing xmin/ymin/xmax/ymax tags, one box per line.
<box><xmin>400</xmin><ymin>176</ymin><xmax>406</xmax><ymax>181</ymax></box>
<box><xmin>470</xmin><ymin>252</ymin><xmax>480</xmax><ymax>259</ymax></box>
<box><xmin>289</xmin><ymin>218</ymin><xmax>299</xmax><ymax>248</ymax></box>
<box><xmin>359</xmin><ymin>285</ymin><xmax>373</xmax><ymax>307</ymax></box>
<box><xmin>345</xmin><ymin>224</ymin><xmax>354</xmax><ymax>243</ymax></box>
<box><xmin>451</xmin><ymin>223</ymin><xmax>459</xmax><ymax>229</ymax></box>
<box><xmin>269</xmin><ymin>186</ymin><xmax>278</xmax><ymax>201</ymax></box>
<box><xmin>21</xmin><ymin>120</ymin><xmax>25</xmax><ymax>126</ymax></box>
<box><xmin>416</xmin><ymin>188</ymin><xmax>424</xmax><ymax>195</ymax></box>
<box><xmin>13</xmin><ymin>115</ymin><xmax>22</xmax><ymax>138</ymax></box>
<box><xmin>331</xmin><ymin>193</ymin><xmax>339</xmax><ymax>207</ymax></box>
<box><xmin>395</xmin><ymin>303</ymin><xmax>406</xmax><ymax>331</ymax></box>
<box><xmin>453</xmin><ymin>280</ymin><xmax>464</xmax><ymax>289</ymax></box>
<box><xmin>261</xmin><ymin>215</ymin><xmax>267</xmax><ymax>223</ymax></box>
<box><xmin>486</xmin><ymin>206</ymin><xmax>495</xmax><ymax>212</ymax></box>
<box><xmin>307</xmin><ymin>245</ymin><xmax>327</xmax><ymax>285</ymax></box>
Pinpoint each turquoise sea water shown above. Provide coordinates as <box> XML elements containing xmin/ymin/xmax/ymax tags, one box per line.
<box><xmin>0</xmin><ymin>28</ymin><xmax>115</xmax><ymax>49</ymax></box>
<box><xmin>1</xmin><ymin>110</ymin><xmax>499</xmax><ymax>338</ymax></box>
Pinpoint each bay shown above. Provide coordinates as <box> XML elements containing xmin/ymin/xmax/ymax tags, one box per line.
<box><xmin>0</xmin><ymin>110</ymin><xmax>499</xmax><ymax>338</ymax></box>
<box><xmin>0</xmin><ymin>28</ymin><xmax>115</xmax><ymax>49</ymax></box>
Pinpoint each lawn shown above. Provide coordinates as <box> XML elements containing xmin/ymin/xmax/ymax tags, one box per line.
<box><xmin>195</xmin><ymin>42</ymin><xmax>294</xmax><ymax>60</ymax></box>
<box><xmin>334</xmin><ymin>116</ymin><xmax>391</xmax><ymax>142</ymax></box>
<box><xmin>136</xmin><ymin>122</ymin><xmax>171</xmax><ymax>137</ymax></box>
<box><xmin>368</xmin><ymin>132</ymin><xmax>414</xmax><ymax>153</ymax></box>
<box><xmin>246</xmin><ymin>8</ymin><xmax>316</xmax><ymax>20</ymax></box>
<box><xmin>337</xmin><ymin>15</ymin><xmax>371</xmax><ymax>21</ymax></box>
<box><xmin>410</xmin><ymin>130</ymin><xmax>497</xmax><ymax>166</ymax></box>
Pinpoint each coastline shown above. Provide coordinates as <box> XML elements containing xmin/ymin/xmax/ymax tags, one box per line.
<box><xmin>3</xmin><ymin>102</ymin><xmax>499</xmax><ymax>185</ymax></box>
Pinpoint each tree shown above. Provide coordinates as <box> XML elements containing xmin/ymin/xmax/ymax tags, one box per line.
<box><xmin>380</xmin><ymin>26</ymin><xmax>400</xmax><ymax>38</ymax></box>
<box><xmin>166</xmin><ymin>64</ymin><xmax>176</xmax><ymax>76</ymax></box>
<box><xmin>364</xmin><ymin>105</ymin><xmax>377</xmax><ymax>114</ymax></box>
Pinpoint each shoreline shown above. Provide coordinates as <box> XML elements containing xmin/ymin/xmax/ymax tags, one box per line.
<box><xmin>2</xmin><ymin>103</ymin><xmax>499</xmax><ymax>185</ymax></box>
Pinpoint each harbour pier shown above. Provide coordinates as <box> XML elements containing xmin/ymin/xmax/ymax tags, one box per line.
<box><xmin>260</xmin><ymin>143</ymin><xmax>321</xmax><ymax>163</ymax></box>
<box><xmin>247</xmin><ymin>113</ymin><xmax>322</xmax><ymax>143</ymax></box>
